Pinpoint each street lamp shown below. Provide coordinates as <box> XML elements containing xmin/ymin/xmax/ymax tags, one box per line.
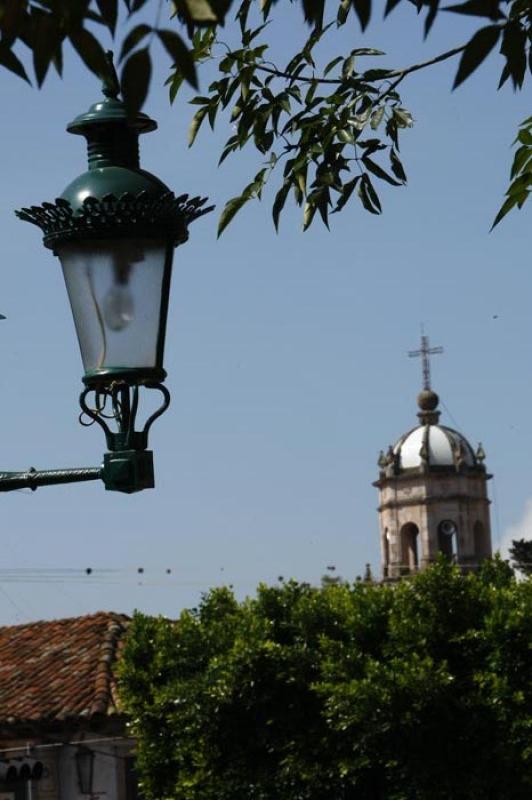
<box><xmin>8</xmin><ymin>53</ymin><xmax>212</xmax><ymax>495</ymax></box>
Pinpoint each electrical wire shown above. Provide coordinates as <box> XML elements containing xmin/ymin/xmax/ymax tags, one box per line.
<box><xmin>0</xmin><ymin>736</ymin><xmax>135</xmax><ymax>759</ymax></box>
<box><xmin>0</xmin><ymin>567</ymin><xmax>263</xmax><ymax>588</ymax></box>
<box><xmin>439</xmin><ymin>397</ymin><xmax>462</xmax><ymax>431</ymax></box>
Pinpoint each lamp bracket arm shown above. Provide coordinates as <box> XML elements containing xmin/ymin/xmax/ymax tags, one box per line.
<box><xmin>0</xmin><ymin>466</ymin><xmax>103</xmax><ymax>493</ymax></box>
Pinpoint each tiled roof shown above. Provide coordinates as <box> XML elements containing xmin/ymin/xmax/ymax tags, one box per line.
<box><xmin>0</xmin><ymin>611</ymin><xmax>129</xmax><ymax>726</ymax></box>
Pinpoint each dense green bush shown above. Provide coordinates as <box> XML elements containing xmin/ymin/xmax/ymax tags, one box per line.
<box><xmin>119</xmin><ymin>558</ymin><xmax>532</xmax><ymax>800</ymax></box>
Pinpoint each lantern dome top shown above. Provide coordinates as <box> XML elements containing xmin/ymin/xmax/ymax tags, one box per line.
<box><xmin>67</xmin><ymin>96</ymin><xmax>157</xmax><ymax>136</ymax></box>
<box><xmin>66</xmin><ymin>52</ymin><xmax>157</xmax><ymax>138</ymax></box>
<box><xmin>15</xmin><ymin>52</ymin><xmax>213</xmax><ymax>251</ymax></box>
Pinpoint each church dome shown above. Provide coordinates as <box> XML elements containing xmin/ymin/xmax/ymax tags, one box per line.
<box><xmin>378</xmin><ymin>383</ymin><xmax>485</xmax><ymax>475</ymax></box>
<box><xmin>377</xmin><ymin>333</ymin><xmax>487</xmax><ymax>477</ymax></box>
<box><xmin>393</xmin><ymin>423</ymin><xmax>477</xmax><ymax>470</ymax></box>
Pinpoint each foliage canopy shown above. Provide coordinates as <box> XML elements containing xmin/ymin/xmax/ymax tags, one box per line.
<box><xmin>510</xmin><ymin>537</ymin><xmax>532</xmax><ymax>575</ymax></box>
<box><xmin>0</xmin><ymin>0</ymin><xmax>530</xmax><ymax>232</ymax></box>
<box><xmin>119</xmin><ymin>559</ymin><xmax>532</xmax><ymax>800</ymax></box>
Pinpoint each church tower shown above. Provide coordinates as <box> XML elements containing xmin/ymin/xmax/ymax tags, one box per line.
<box><xmin>374</xmin><ymin>334</ymin><xmax>492</xmax><ymax>579</ymax></box>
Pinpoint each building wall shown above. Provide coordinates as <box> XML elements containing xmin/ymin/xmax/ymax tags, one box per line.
<box><xmin>0</xmin><ymin>737</ymin><xmax>134</xmax><ymax>800</ymax></box>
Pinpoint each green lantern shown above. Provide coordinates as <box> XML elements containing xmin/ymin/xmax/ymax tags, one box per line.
<box><xmin>16</xmin><ymin>54</ymin><xmax>212</xmax><ymax>492</ymax></box>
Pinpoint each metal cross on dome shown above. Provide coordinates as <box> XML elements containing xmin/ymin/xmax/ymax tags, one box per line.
<box><xmin>408</xmin><ymin>327</ymin><xmax>443</xmax><ymax>390</ymax></box>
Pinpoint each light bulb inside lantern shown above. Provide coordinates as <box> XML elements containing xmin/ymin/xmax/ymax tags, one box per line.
<box><xmin>103</xmin><ymin>282</ymin><xmax>135</xmax><ymax>331</ymax></box>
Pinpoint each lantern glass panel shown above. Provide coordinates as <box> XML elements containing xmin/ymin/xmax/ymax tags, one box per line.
<box><xmin>57</xmin><ymin>239</ymin><xmax>169</xmax><ymax>375</ymax></box>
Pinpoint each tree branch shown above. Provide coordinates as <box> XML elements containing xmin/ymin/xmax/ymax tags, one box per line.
<box><xmin>386</xmin><ymin>43</ymin><xmax>467</xmax><ymax>78</ymax></box>
<box><xmin>254</xmin><ymin>43</ymin><xmax>467</xmax><ymax>86</ymax></box>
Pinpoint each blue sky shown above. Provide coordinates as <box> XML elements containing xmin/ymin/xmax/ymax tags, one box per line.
<box><xmin>0</xmin><ymin>1</ymin><xmax>530</xmax><ymax>624</ymax></box>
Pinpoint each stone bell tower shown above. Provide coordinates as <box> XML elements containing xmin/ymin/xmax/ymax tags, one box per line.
<box><xmin>374</xmin><ymin>334</ymin><xmax>492</xmax><ymax>579</ymax></box>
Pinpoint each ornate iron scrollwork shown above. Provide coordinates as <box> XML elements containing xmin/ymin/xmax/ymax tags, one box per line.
<box><xmin>79</xmin><ymin>380</ymin><xmax>170</xmax><ymax>453</ymax></box>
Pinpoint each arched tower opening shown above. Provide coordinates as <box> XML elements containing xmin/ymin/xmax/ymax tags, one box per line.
<box><xmin>473</xmin><ymin>520</ymin><xmax>490</xmax><ymax>562</ymax></box>
<box><xmin>400</xmin><ymin>523</ymin><xmax>419</xmax><ymax>574</ymax></box>
<box><xmin>438</xmin><ymin>519</ymin><xmax>458</xmax><ymax>560</ymax></box>
<box><xmin>382</xmin><ymin>528</ymin><xmax>390</xmax><ymax>579</ymax></box>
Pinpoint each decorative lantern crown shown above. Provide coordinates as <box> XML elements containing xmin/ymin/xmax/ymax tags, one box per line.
<box><xmin>16</xmin><ymin>51</ymin><xmax>213</xmax><ymax>251</ymax></box>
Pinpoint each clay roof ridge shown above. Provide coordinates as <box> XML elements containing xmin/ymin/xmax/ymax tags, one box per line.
<box><xmin>89</xmin><ymin>614</ymin><xmax>130</xmax><ymax>717</ymax></box>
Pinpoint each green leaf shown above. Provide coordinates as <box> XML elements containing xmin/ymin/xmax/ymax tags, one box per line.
<box><xmin>362</xmin><ymin>68</ymin><xmax>394</xmax><ymax>81</ymax></box>
<box><xmin>337</xmin><ymin>0</ymin><xmax>351</xmax><ymax>25</ymax></box>
<box><xmin>121</xmin><ymin>47</ymin><xmax>151</xmax><ymax>112</ymax></box>
<box><xmin>52</xmin><ymin>45</ymin><xmax>63</xmax><ymax>79</ymax></box>
<box><xmin>305</xmin><ymin>80</ymin><xmax>318</xmax><ymax>105</ymax></box>
<box><xmin>247</xmin><ymin>168</ymin><xmax>268</xmax><ymax>199</ymax></box>
<box><xmin>130</xmin><ymin>0</ymin><xmax>150</xmax><ymax>12</ymax></box>
<box><xmin>260</xmin><ymin>0</ymin><xmax>274</xmax><ymax>19</ymax></box>
<box><xmin>333</xmin><ymin>176</ymin><xmax>361</xmax><ymax>213</ymax></box>
<box><xmin>237</xmin><ymin>0</ymin><xmax>252</xmax><ymax>32</ymax></box>
<box><xmin>342</xmin><ymin>54</ymin><xmax>355</xmax><ymax>77</ymax></box>
<box><xmin>168</xmin><ymin>71</ymin><xmax>184</xmax><ymax>103</ymax></box>
<box><xmin>95</xmin><ymin>0</ymin><xmax>118</xmax><ymax>35</ymax></box>
<box><xmin>358</xmin><ymin>173</ymin><xmax>382</xmax><ymax>213</ymax></box>
<box><xmin>444</xmin><ymin>0</ymin><xmax>504</xmax><ymax>20</ymax></box>
<box><xmin>491</xmin><ymin>193</ymin><xmax>520</xmax><ymax>228</ymax></box>
<box><xmin>352</xmin><ymin>0</ymin><xmax>371</xmax><ymax>31</ymax></box>
<box><xmin>453</xmin><ymin>25</ymin><xmax>501</xmax><ymax>88</ymax></box>
<box><xmin>510</xmin><ymin>145</ymin><xmax>532</xmax><ymax>179</ymax></box>
<box><xmin>157</xmin><ymin>30</ymin><xmax>197</xmax><ymax>88</ymax></box>
<box><xmin>499</xmin><ymin>21</ymin><xmax>527</xmax><ymax>89</ymax></box>
<box><xmin>317</xmin><ymin>200</ymin><xmax>330</xmax><ymax>229</ymax></box>
<box><xmin>180</xmin><ymin>0</ymin><xmax>229</xmax><ymax>24</ymax></box>
<box><xmin>69</xmin><ymin>28</ymin><xmax>108</xmax><ymax>80</ymax></box>
<box><xmin>370</xmin><ymin>107</ymin><xmax>385</xmax><ymax>130</ymax></box>
<box><xmin>393</xmin><ymin>107</ymin><xmax>414</xmax><ymax>128</ymax></box>
<box><xmin>119</xmin><ymin>24</ymin><xmax>151</xmax><ymax>62</ymax></box>
<box><xmin>208</xmin><ymin>102</ymin><xmax>218</xmax><ymax>129</ymax></box>
<box><xmin>517</xmin><ymin>128</ymin><xmax>532</xmax><ymax>146</ymax></box>
<box><xmin>218</xmin><ymin>135</ymin><xmax>239</xmax><ymax>165</ymax></box>
<box><xmin>362</xmin><ymin>155</ymin><xmax>402</xmax><ymax>186</ymax></box>
<box><xmin>31</xmin><ymin>11</ymin><xmax>60</xmax><ymax>87</ymax></box>
<box><xmin>384</xmin><ymin>0</ymin><xmax>403</xmax><ymax>15</ymax></box>
<box><xmin>189</xmin><ymin>96</ymin><xmax>212</xmax><ymax>105</ymax></box>
<box><xmin>0</xmin><ymin>42</ymin><xmax>30</xmax><ymax>83</ymax></box>
<box><xmin>351</xmin><ymin>48</ymin><xmax>385</xmax><ymax>56</ymax></box>
<box><xmin>302</xmin><ymin>0</ymin><xmax>325</xmax><ymax>28</ymax></box>
<box><xmin>272</xmin><ymin>182</ymin><xmax>290</xmax><ymax>231</ymax></box>
<box><xmin>337</xmin><ymin>128</ymin><xmax>354</xmax><ymax>144</ymax></box>
<box><xmin>188</xmin><ymin>105</ymin><xmax>209</xmax><ymax>146</ymax></box>
<box><xmin>423</xmin><ymin>1</ymin><xmax>440</xmax><ymax>36</ymax></box>
<box><xmin>386</xmin><ymin>117</ymin><xmax>399</xmax><ymax>149</ymax></box>
<box><xmin>217</xmin><ymin>195</ymin><xmax>249</xmax><ymax>237</ymax></box>
<box><xmin>498</xmin><ymin>61</ymin><xmax>511</xmax><ymax>88</ymax></box>
<box><xmin>303</xmin><ymin>200</ymin><xmax>317</xmax><ymax>230</ymax></box>
<box><xmin>390</xmin><ymin>148</ymin><xmax>407</xmax><ymax>182</ymax></box>
<box><xmin>324</xmin><ymin>56</ymin><xmax>343</xmax><ymax>76</ymax></box>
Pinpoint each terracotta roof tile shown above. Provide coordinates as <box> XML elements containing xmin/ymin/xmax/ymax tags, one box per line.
<box><xmin>0</xmin><ymin>612</ymin><xmax>129</xmax><ymax>725</ymax></box>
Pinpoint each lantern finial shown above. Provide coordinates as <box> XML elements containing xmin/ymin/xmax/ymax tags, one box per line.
<box><xmin>101</xmin><ymin>50</ymin><xmax>120</xmax><ymax>100</ymax></box>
